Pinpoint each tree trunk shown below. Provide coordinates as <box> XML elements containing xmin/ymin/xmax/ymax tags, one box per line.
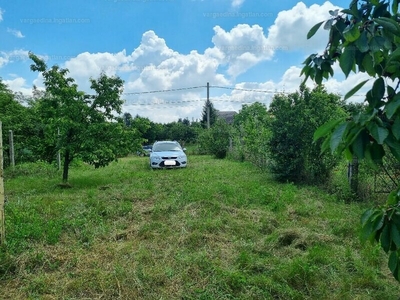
<box><xmin>62</xmin><ymin>149</ymin><xmax>70</xmax><ymax>183</ymax></box>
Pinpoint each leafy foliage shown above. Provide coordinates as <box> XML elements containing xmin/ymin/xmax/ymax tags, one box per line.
<box><xmin>268</xmin><ymin>85</ymin><xmax>346</xmax><ymax>183</ymax></box>
<box><xmin>29</xmin><ymin>53</ymin><xmax>142</xmax><ymax>182</ymax></box>
<box><xmin>197</xmin><ymin>118</ymin><xmax>232</xmax><ymax>158</ymax></box>
<box><xmin>0</xmin><ymin>80</ymin><xmax>40</xmax><ymax>165</ymax></box>
<box><xmin>232</xmin><ymin>102</ymin><xmax>272</xmax><ymax>167</ymax></box>
<box><xmin>302</xmin><ymin>0</ymin><xmax>400</xmax><ymax>281</ymax></box>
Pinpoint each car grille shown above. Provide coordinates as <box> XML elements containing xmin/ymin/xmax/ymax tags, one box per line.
<box><xmin>159</xmin><ymin>160</ymin><xmax>181</xmax><ymax>167</ymax></box>
<box><xmin>161</xmin><ymin>156</ymin><xmax>177</xmax><ymax>159</ymax></box>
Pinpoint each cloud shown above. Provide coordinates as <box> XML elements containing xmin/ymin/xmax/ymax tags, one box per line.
<box><xmin>3</xmin><ymin>77</ymin><xmax>32</xmax><ymax>95</ymax></box>
<box><xmin>7</xmin><ymin>28</ymin><xmax>25</xmax><ymax>38</ymax></box>
<box><xmin>62</xmin><ymin>30</ymin><xmax>229</xmax><ymax>94</ymax></box>
<box><xmin>0</xmin><ymin>8</ymin><xmax>3</xmax><ymax>22</ymax></box>
<box><xmin>211</xmin><ymin>24</ymin><xmax>273</xmax><ymax>77</ymax></box>
<box><xmin>267</xmin><ymin>1</ymin><xmax>341</xmax><ymax>53</ymax></box>
<box><xmin>4</xmin><ymin>1</ymin><xmax>358</xmax><ymax>123</ymax></box>
<box><xmin>231</xmin><ymin>0</ymin><xmax>245</xmax><ymax>7</ymax></box>
<box><xmin>0</xmin><ymin>49</ymin><xmax>29</xmax><ymax>68</ymax></box>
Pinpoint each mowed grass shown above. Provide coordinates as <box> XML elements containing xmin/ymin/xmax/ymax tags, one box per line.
<box><xmin>0</xmin><ymin>155</ymin><xmax>399</xmax><ymax>299</ymax></box>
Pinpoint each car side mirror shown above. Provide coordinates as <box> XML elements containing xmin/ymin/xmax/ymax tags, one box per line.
<box><xmin>183</xmin><ymin>148</ymin><xmax>187</xmax><ymax>152</ymax></box>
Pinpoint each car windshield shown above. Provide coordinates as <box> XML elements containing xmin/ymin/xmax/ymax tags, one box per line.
<box><xmin>153</xmin><ymin>143</ymin><xmax>182</xmax><ymax>152</ymax></box>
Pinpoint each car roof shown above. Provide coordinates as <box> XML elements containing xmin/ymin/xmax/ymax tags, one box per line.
<box><xmin>154</xmin><ymin>141</ymin><xmax>179</xmax><ymax>144</ymax></box>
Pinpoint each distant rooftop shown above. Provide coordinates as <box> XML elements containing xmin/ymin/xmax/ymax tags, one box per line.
<box><xmin>216</xmin><ymin>110</ymin><xmax>237</xmax><ymax>124</ymax></box>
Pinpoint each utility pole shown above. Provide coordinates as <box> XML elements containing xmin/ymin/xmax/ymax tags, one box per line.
<box><xmin>57</xmin><ymin>128</ymin><xmax>61</xmax><ymax>170</ymax></box>
<box><xmin>207</xmin><ymin>82</ymin><xmax>210</xmax><ymax>129</ymax></box>
<box><xmin>0</xmin><ymin>122</ymin><xmax>5</xmax><ymax>245</ymax></box>
<box><xmin>9</xmin><ymin>130</ymin><xmax>14</xmax><ymax>168</ymax></box>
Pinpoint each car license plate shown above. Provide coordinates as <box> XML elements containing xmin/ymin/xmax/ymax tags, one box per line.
<box><xmin>165</xmin><ymin>160</ymin><xmax>176</xmax><ymax>166</ymax></box>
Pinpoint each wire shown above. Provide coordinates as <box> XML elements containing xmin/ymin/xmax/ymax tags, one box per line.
<box><xmin>210</xmin><ymin>85</ymin><xmax>277</xmax><ymax>93</ymax></box>
<box><xmin>123</xmin><ymin>86</ymin><xmax>206</xmax><ymax>95</ymax></box>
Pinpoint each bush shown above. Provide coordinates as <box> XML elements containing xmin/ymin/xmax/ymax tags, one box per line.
<box><xmin>197</xmin><ymin>118</ymin><xmax>231</xmax><ymax>159</ymax></box>
<box><xmin>268</xmin><ymin>85</ymin><xmax>346</xmax><ymax>184</ymax></box>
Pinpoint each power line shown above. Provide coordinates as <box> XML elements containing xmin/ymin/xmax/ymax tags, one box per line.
<box><xmin>122</xmin><ymin>85</ymin><xmax>281</xmax><ymax>96</ymax></box>
<box><xmin>123</xmin><ymin>86</ymin><xmax>206</xmax><ymax>95</ymax></box>
<box><xmin>210</xmin><ymin>85</ymin><xmax>277</xmax><ymax>93</ymax></box>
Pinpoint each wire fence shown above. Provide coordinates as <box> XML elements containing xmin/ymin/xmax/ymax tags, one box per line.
<box><xmin>345</xmin><ymin>153</ymin><xmax>400</xmax><ymax>202</ymax></box>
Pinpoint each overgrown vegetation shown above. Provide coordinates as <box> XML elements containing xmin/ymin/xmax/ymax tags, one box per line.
<box><xmin>302</xmin><ymin>0</ymin><xmax>400</xmax><ymax>281</ymax></box>
<box><xmin>268</xmin><ymin>85</ymin><xmax>346</xmax><ymax>184</ymax></box>
<box><xmin>197</xmin><ymin>118</ymin><xmax>232</xmax><ymax>158</ymax></box>
<box><xmin>1</xmin><ymin>156</ymin><xmax>399</xmax><ymax>298</ymax></box>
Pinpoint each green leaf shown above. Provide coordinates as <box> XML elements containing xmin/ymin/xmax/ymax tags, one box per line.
<box><xmin>391</xmin><ymin>223</ymin><xmax>400</xmax><ymax>248</ymax></box>
<box><xmin>361</xmin><ymin>208</ymin><xmax>375</xmax><ymax>226</ymax></box>
<box><xmin>371</xmin><ymin>212</ymin><xmax>385</xmax><ymax>232</ymax></box>
<box><xmin>324</xmin><ymin>19</ymin><xmax>334</xmax><ymax>30</ymax></box>
<box><xmin>389</xmin><ymin>251</ymin><xmax>399</xmax><ymax>275</ymax></box>
<box><xmin>381</xmin><ymin>224</ymin><xmax>391</xmax><ymax>253</ymax></box>
<box><xmin>388</xmin><ymin>48</ymin><xmax>400</xmax><ymax>63</ymax></box>
<box><xmin>392</xmin><ymin>117</ymin><xmax>400</xmax><ymax>140</ymax></box>
<box><xmin>330</xmin><ymin>122</ymin><xmax>347</xmax><ymax>152</ymax></box>
<box><xmin>369</xmin><ymin>142</ymin><xmax>385</xmax><ymax>164</ymax></box>
<box><xmin>386</xmin><ymin>134</ymin><xmax>400</xmax><ymax>161</ymax></box>
<box><xmin>386</xmin><ymin>94</ymin><xmax>400</xmax><ymax>119</ymax></box>
<box><xmin>344</xmin><ymin>79</ymin><xmax>369</xmax><ymax>100</ymax></box>
<box><xmin>368</xmin><ymin>122</ymin><xmax>389</xmax><ymax>144</ymax></box>
<box><xmin>307</xmin><ymin>21</ymin><xmax>324</xmax><ymax>39</ymax></box>
<box><xmin>351</xmin><ymin>129</ymin><xmax>369</xmax><ymax>159</ymax></box>
<box><xmin>392</xmin><ymin>212</ymin><xmax>400</xmax><ymax>229</ymax></box>
<box><xmin>341</xmin><ymin>9</ymin><xmax>355</xmax><ymax>16</ymax></box>
<box><xmin>343</xmin><ymin>24</ymin><xmax>361</xmax><ymax>42</ymax></box>
<box><xmin>340</xmin><ymin>46</ymin><xmax>355</xmax><ymax>77</ymax></box>
<box><xmin>362</xmin><ymin>53</ymin><xmax>375</xmax><ymax>76</ymax></box>
<box><xmin>387</xmin><ymin>190</ymin><xmax>399</xmax><ymax>206</ymax></box>
<box><xmin>375</xmin><ymin>17</ymin><xmax>400</xmax><ymax>36</ymax></box>
<box><xmin>393</xmin><ymin>0</ymin><xmax>400</xmax><ymax>14</ymax></box>
<box><xmin>371</xmin><ymin>77</ymin><xmax>385</xmax><ymax>100</ymax></box>
<box><xmin>313</xmin><ymin>118</ymin><xmax>343</xmax><ymax>141</ymax></box>
<box><xmin>387</xmin><ymin>85</ymin><xmax>395</xmax><ymax>98</ymax></box>
<box><xmin>355</xmin><ymin>31</ymin><xmax>369</xmax><ymax>53</ymax></box>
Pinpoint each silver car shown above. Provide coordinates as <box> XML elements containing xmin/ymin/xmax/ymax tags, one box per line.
<box><xmin>150</xmin><ymin>141</ymin><xmax>187</xmax><ymax>169</ymax></box>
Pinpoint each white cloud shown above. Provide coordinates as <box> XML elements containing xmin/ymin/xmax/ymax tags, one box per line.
<box><xmin>0</xmin><ymin>49</ymin><xmax>29</xmax><ymax>68</ymax></box>
<box><xmin>4</xmin><ymin>1</ymin><xmax>362</xmax><ymax>123</ymax></box>
<box><xmin>231</xmin><ymin>0</ymin><xmax>245</xmax><ymax>7</ymax></box>
<box><xmin>62</xmin><ymin>30</ymin><xmax>229</xmax><ymax>94</ymax></box>
<box><xmin>211</xmin><ymin>24</ymin><xmax>273</xmax><ymax>77</ymax></box>
<box><xmin>0</xmin><ymin>8</ymin><xmax>3</xmax><ymax>22</ymax></box>
<box><xmin>65</xmin><ymin>50</ymin><xmax>130</xmax><ymax>79</ymax></box>
<box><xmin>7</xmin><ymin>28</ymin><xmax>25</xmax><ymax>38</ymax></box>
<box><xmin>267</xmin><ymin>1</ymin><xmax>341</xmax><ymax>53</ymax></box>
<box><xmin>3</xmin><ymin>77</ymin><xmax>32</xmax><ymax>95</ymax></box>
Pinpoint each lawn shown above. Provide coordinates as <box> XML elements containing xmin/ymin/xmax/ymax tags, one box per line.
<box><xmin>0</xmin><ymin>155</ymin><xmax>399</xmax><ymax>299</ymax></box>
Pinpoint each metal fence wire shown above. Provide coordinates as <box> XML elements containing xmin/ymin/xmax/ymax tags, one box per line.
<box><xmin>348</xmin><ymin>152</ymin><xmax>400</xmax><ymax>200</ymax></box>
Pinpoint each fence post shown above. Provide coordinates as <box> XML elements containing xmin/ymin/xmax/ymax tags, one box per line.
<box><xmin>348</xmin><ymin>157</ymin><xmax>359</xmax><ymax>195</ymax></box>
<box><xmin>9</xmin><ymin>130</ymin><xmax>15</xmax><ymax>169</ymax></box>
<box><xmin>57</xmin><ymin>128</ymin><xmax>61</xmax><ymax>170</ymax></box>
<box><xmin>0</xmin><ymin>122</ymin><xmax>5</xmax><ymax>245</ymax></box>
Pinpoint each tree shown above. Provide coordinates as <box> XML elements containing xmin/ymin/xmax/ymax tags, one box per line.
<box><xmin>232</xmin><ymin>102</ymin><xmax>271</xmax><ymax>167</ymax></box>
<box><xmin>201</xmin><ymin>99</ymin><xmax>218</xmax><ymax>128</ymax></box>
<box><xmin>268</xmin><ymin>85</ymin><xmax>345</xmax><ymax>183</ymax></box>
<box><xmin>197</xmin><ymin>118</ymin><xmax>231</xmax><ymax>158</ymax></box>
<box><xmin>29</xmin><ymin>52</ymin><xmax>142</xmax><ymax>183</ymax></box>
<box><xmin>0</xmin><ymin>79</ymin><xmax>39</xmax><ymax>165</ymax></box>
<box><xmin>302</xmin><ymin>0</ymin><xmax>400</xmax><ymax>280</ymax></box>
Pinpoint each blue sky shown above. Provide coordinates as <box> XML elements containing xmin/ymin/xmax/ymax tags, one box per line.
<box><xmin>0</xmin><ymin>0</ymin><xmax>364</xmax><ymax>123</ymax></box>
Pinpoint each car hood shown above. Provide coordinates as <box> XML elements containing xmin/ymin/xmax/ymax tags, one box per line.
<box><xmin>151</xmin><ymin>151</ymin><xmax>185</xmax><ymax>157</ymax></box>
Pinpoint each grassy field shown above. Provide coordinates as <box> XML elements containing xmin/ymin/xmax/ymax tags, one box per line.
<box><xmin>0</xmin><ymin>155</ymin><xmax>399</xmax><ymax>299</ymax></box>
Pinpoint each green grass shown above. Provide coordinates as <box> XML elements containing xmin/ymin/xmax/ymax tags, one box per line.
<box><xmin>0</xmin><ymin>155</ymin><xmax>399</xmax><ymax>299</ymax></box>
